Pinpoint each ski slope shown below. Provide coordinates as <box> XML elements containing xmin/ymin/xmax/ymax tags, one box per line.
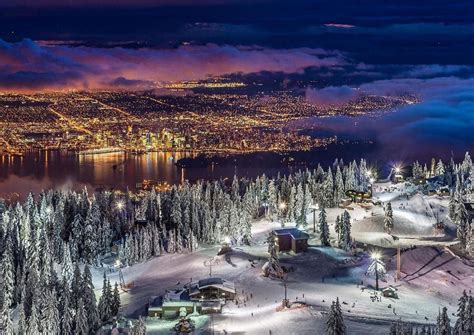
<box><xmin>95</xmin><ymin>181</ymin><xmax>472</xmax><ymax>334</ymax></box>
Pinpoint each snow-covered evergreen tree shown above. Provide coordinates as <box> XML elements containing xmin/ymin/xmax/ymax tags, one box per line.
<box><xmin>326</xmin><ymin>297</ymin><xmax>345</xmax><ymax>335</ymax></box>
<box><xmin>98</xmin><ymin>274</ymin><xmax>113</xmax><ymax>322</ymax></box>
<box><xmin>295</xmin><ymin>183</ymin><xmax>305</xmax><ymax>227</ymax></box>
<box><xmin>130</xmin><ymin>316</ymin><xmax>147</xmax><ymax>335</ymax></box>
<box><xmin>437</xmin><ymin>306</ymin><xmax>451</xmax><ymax>335</ymax></box>
<box><xmin>322</xmin><ymin>168</ymin><xmax>334</xmax><ymax>208</ymax></box>
<box><xmin>453</xmin><ymin>196</ymin><xmax>470</xmax><ymax>248</ymax></box>
<box><xmin>319</xmin><ymin>207</ymin><xmax>330</xmax><ymax>246</ymax></box>
<box><xmin>366</xmin><ymin>254</ymin><xmax>386</xmax><ymax>290</ymax></box>
<box><xmin>0</xmin><ymin>301</ymin><xmax>13</xmax><ymax>335</ymax></box>
<box><xmin>339</xmin><ymin>211</ymin><xmax>352</xmax><ymax>251</ymax></box>
<box><xmin>83</xmin><ymin>265</ymin><xmax>100</xmax><ymax>331</ymax></box>
<box><xmin>412</xmin><ymin>161</ymin><xmax>423</xmax><ymax>180</ymax></box>
<box><xmin>26</xmin><ymin>297</ymin><xmax>41</xmax><ymax>335</ymax></box>
<box><xmin>468</xmin><ymin>222</ymin><xmax>474</xmax><ymax>256</ymax></box>
<box><xmin>112</xmin><ymin>282</ymin><xmax>121</xmax><ymax>316</ymax></box>
<box><xmin>436</xmin><ymin>159</ymin><xmax>446</xmax><ymax>177</ymax></box>
<box><xmin>454</xmin><ymin>291</ymin><xmax>472</xmax><ymax>335</ymax></box>
<box><xmin>75</xmin><ymin>298</ymin><xmax>89</xmax><ymax>335</ymax></box>
<box><xmin>0</xmin><ymin>234</ymin><xmax>14</xmax><ymax>311</ymax></box>
<box><xmin>288</xmin><ymin>184</ymin><xmax>297</xmax><ymax>223</ymax></box>
<box><xmin>70</xmin><ymin>263</ymin><xmax>82</xmax><ymax>310</ymax></box>
<box><xmin>61</xmin><ymin>242</ymin><xmax>73</xmax><ymax>282</ymax></box>
<box><xmin>334</xmin><ymin>166</ymin><xmax>345</xmax><ymax>206</ymax></box>
<box><xmin>41</xmin><ymin>289</ymin><xmax>60</xmax><ymax>334</ymax></box>
<box><xmin>262</xmin><ymin>232</ymin><xmax>283</xmax><ymax>278</ymax></box>
<box><xmin>60</xmin><ymin>282</ymin><xmax>73</xmax><ymax>335</ymax></box>
<box><xmin>17</xmin><ymin>299</ymin><xmax>26</xmax><ymax>335</ymax></box>
<box><xmin>268</xmin><ymin>180</ymin><xmax>278</xmax><ymax>221</ymax></box>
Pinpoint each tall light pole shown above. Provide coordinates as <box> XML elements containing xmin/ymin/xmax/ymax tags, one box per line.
<box><xmin>309</xmin><ymin>203</ymin><xmax>319</xmax><ymax>233</ymax></box>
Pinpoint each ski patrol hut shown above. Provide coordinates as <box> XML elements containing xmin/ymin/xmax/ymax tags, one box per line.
<box><xmin>189</xmin><ymin>277</ymin><xmax>236</xmax><ymax>301</ymax></box>
<box><xmin>272</xmin><ymin>228</ymin><xmax>309</xmax><ymax>253</ymax></box>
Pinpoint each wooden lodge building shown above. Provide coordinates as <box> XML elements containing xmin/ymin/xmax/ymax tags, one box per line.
<box><xmin>272</xmin><ymin>228</ymin><xmax>309</xmax><ymax>253</ymax></box>
<box><xmin>189</xmin><ymin>277</ymin><xmax>236</xmax><ymax>301</ymax></box>
<box><xmin>147</xmin><ymin>277</ymin><xmax>236</xmax><ymax>318</ymax></box>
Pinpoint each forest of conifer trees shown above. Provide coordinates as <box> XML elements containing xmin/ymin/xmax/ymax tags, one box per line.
<box><xmin>0</xmin><ymin>154</ymin><xmax>473</xmax><ymax>333</ymax></box>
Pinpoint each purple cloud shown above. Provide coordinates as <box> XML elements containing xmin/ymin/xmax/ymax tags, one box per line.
<box><xmin>0</xmin><ymin>39</ymin><xmax>344</xmax><ymax>92</ymax></box>
<box><xmin>303</xmin><ymin>76</ymin><xmax>474</xmax><ymax>161</ymax></box>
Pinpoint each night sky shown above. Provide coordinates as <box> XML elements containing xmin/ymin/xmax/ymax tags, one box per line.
<box><xmin>0</xmin><ymin>0</ymin><xmax>473</xmax><ymax>156</ymax></box>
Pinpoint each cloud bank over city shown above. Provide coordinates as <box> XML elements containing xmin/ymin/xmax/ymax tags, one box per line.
<box><xmin>0</xmin><ymin>39</ymin><xmax>344</xmax><ymax>92</ymax></box>
<box><xmin>301</xmin><ymin>76</ymin><xmax>474</xmax><ymax>160</ymax></box>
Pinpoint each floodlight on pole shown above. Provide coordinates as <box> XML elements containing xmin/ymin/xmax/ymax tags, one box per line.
<box><xmin>371</xmin><ymin>251</ymin><xmax>381</xmax><ymax>260</ymax></box>
<box><xmin>115</xmin><ymin>200</ymin><xmax>125</xmax><ymax>211</ymax></box>
<box><xmin>393</xmin><ymin>164</ymin><xmax>402</xmax><ymax>174</ymax></box>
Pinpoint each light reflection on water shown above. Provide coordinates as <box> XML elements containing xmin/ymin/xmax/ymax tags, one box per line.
<box><xmin>0</xmin><ymin>151</ymin><xmax>186</xmax><ymax>196</ymax></box>
<box><xmin>0</xmin><ymin>150</ymin><xmax>292</xmax><ymax>199</ymax></box>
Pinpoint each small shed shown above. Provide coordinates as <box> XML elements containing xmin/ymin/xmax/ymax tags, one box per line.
<box><xmin>272</xmin><ymin>228</ymin><xmax>309</xmax><ymax>253</ymax></box>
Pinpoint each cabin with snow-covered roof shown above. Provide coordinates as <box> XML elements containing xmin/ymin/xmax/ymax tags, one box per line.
<box><xmin>272</xmin><ymin>227</ymin><xmax>309</xmax><ymax>253</ymax></box>
<box><xmin>189</xmin><ymin>277</ymin><xmax>236</xmax><ymax>301</ymax></box>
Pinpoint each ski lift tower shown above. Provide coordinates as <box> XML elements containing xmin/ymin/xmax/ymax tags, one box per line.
<box><xmin>204</xmin><ymin>257</ymin><xmax>219</xmax><ymax>277</ymax></box>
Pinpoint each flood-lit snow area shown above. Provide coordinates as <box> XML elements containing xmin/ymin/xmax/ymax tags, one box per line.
<box><xmin>96</xmin><ymin>181</ymin><xmax>473</xmax><ymax>334</ymax></box>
